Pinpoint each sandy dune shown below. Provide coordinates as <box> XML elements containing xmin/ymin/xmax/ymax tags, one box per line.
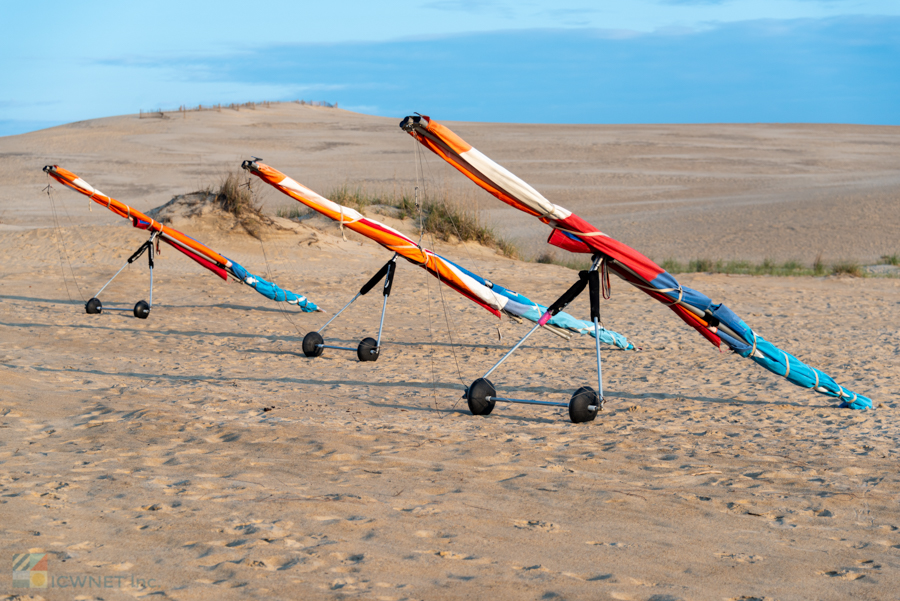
<box><xmin>0</xmin><ymin>107</ymin><xmax>899</xmax><ymax>600</ymax></box>
<box><xmin>1</xmin><ymin>104</ymin><xmax>898</xmax><ymax>262</ymax></box>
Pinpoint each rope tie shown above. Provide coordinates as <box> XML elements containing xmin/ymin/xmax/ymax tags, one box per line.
<box><xmin>552</xmin><ymin>225</ymin><xmax>609</xmax><ymax>239</ymax></box>
<box><xmin>643</xmin><ymin>283</ymin><xmax>685</xmax><ymax>306</ymax></box>
<box><xmin>782</xmin><ymin>351</ymin><xmax>791</xmax><ymax>379</ymax></box>
<box><xmin>812</xmin><ymin>368</ymin><xmax>819</xmax><ymax>390</ymax></box>
<box><xmin>601</xmin><ymin>259</ymin><xmax>612</xmax><ymax>300</ymax></box>
<box><xmin>837</xmin><ymin>386</ymin><xmax>858</xmax><ymax>404</ymax></box>
<box><xmin>339</xmin><ymin>206</ymin><xmax>347</xmax><ymax>241</ymax></box>
<box><xmin>749</xmin><ymin>329</ymin><xmax>758</xmax><ymax>358</ymax></box>
<box><xmin>633</xmin><ymin>280</ymin><xmax>684</xmax><ymax>305</ymax></box>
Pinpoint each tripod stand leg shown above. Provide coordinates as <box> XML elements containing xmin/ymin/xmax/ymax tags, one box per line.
<box><xmin>588</xmin><ymin>268</ymin><xmax>604</xmax><ymax>408</ymax></box>
<box><xmin>358</xmin><ymin>259</ymin><xmax>395</xmax><ymax>362</ymax></box>
<box><xmin>86</xmin><ymin>236</ymin><xmax>156</xmax><ymax>315</ymax></box>
<box><xmin>303</xmin><ymin>255</ymin><xmax>398</xmax><ymax>359</ymax></box>
<box><xmin>133</xmin><ymin>240</ymin><xmax>154</xmax><ymax>319</ymax></box>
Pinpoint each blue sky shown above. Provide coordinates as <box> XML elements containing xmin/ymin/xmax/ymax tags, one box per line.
<box><xmin>1</xmin><ymin>0</ymin><xmax>898</xmax><ymax>135</ymax></box>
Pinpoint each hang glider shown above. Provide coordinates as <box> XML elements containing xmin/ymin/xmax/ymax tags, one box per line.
<box><xmin>241</xmin><ymin>159</ymin><xmax>634</xmax><ymax>351</ymax></box>
<box><xmin>401</xmin><ymin>115</ymin><xmax>872</xmax><ymax>410</ymax></box>
<box><xmin>43</xmin><ymin>165</ymin><xmax>318</xmax><ymax>316</ymax></box>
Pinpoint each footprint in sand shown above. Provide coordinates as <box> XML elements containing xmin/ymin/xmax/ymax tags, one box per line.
<box><xmin>586</xmin><ymin>541</ymin><xmax>627</xmax><ymax>548</ymax></box>
<box><xmin>394</xmin><ymin>504</ymin><xmax>441</xmax><ymax>516</ymax></box>
<box><xmin>820</xmin><ymin>569</ymin><xmax>866</xmax><ymax>580</ymax></box>
<box><xmin>716</xmin><ymin>552</ymin><xmax>764</xmax><ymax>563</ymax></box>
<box><xmin>329</xmin><ymin>552</ymin><xmax>365</xmax><ymax>573</ymax></box>
<box><xmin>435</xmin><ymin>550</ymin><xmax>471</xmax><ymax>560</ymax></box>
<box><xmin>513</xmin><ymin>520</ymin><xmax>562</xmax><ymax>532</ymax></box>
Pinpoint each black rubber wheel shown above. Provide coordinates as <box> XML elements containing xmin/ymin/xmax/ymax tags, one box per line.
<box><xmin>466</xmin><ymin>378</ymin><xmax>496</xmax><ymax>416</ymax></box>
<box><xmin>302</xmin><ymin>331</ymin><xmax>325</xmax><ymax>357</ymax></box>
<box><xmin>134</xmin><ymin>300</ymin><xmax>150</xmax><ymax>319</ymax></box>
<box><xmin>85</xmin><ymin>297</ymin><xmax>102</xmax><ymax>314</ymax></box>
<box><xmin>568</xmin><ymin>386</ymin><xmax>599</xmax><ymax>423</ymax></box>
<box><xmin>357</xmin><ymin>337</ymin><xmax>379</xmax><ymax>362</ymax></box>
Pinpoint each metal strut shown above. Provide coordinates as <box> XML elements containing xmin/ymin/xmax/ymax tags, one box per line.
<box><xmin>588</xmin><ymin>261</ymin><xmax>604</xmax><ymax>408</ymax></box>
<box><xmin>464</xmin><ymin>254</ymin><xmax>607</xmax><ymax>423</ymax></box>
<box><xmin>302</xmin><ymin>255</ymin><xmax>398</xmax><ymax>360</ymax></box>
<box><xmin>94</xmin><ymin>233</ymin><xmax>157</xmax><ymax>299</ymax></box>
<box><xmin>375</xmin><ymin>258</ymin><xmax>395</xmax><ymax>350</ymax></box>
<box><xmin>86</xmin><ymin>233</ymin><xmax>158</xmax><ymax>317</ymax></box>
<box><xmin>316</xmin><ymin>255</ymin><xmax>397</xmax><ymax>336</ymax></box>
<box><xmin>479</xmin><ymin>254</ymin><xmax>603</xmax><ymax>380</ymax></box>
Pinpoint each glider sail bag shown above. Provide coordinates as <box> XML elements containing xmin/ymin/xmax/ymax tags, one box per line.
<box><xmin>401</xmin><ymin>115</ymin><xmax>872</xmax><ymax>410</ymax></box>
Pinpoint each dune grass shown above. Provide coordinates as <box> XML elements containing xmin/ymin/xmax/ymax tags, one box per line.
<box><xmin>659</xmin><ymin>257</ymin><xmax>869</xmax><ymax>277</ymax></box>
<box><xmin>533</xmin><ymin>251</ymin><xmax>874</xmax><ymax>277</ymax></box>
<box><xmin>534</xmin><ymin>252</ymin><xmax>594</xmax><ymax>272</ymax></box>
<box><xmin>276</xmin><ymin>205</ymin><xmax>312</xmax><ymax>220</ymax></box>
<box><xmin>218</xmin><ymin>172</ymin><xmax>257</xmax><ymax>217</ymax></box>
<box><xmin>271</xmin><ymin>182</ymin><xmax>894</xmax><ymax>276</ymax></box>
<box><xmin>214</xmin><ymin>172</ymin><xmax>269</xmax><ymax>238</ymax></box>
<box><xmin>321</xmin><ymin>185</ymin><xmax>519</xmax><ymax>258</ymax></box>
<box><xmin>140</xmin><ymin>99</ymin><xmax>336</xmax><ymax>118</ymax></box>
<box><xmin>659</xmin><ymin>258</ymin><xmax>816</xmax><ymax>276</ymax></box>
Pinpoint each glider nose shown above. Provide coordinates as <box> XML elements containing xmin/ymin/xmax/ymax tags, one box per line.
<box><xmin>399</xmin><ymin>114</ymin><xmax>427</xmax><ymax>131</ymax></box>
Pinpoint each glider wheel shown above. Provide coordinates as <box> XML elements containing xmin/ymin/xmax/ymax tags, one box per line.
<box><xmin>466</xmin><ymin>378</ymin><xmax>496</xmax><ymax>416</ymax></box>
<box><xmin>357</xmin><ymin>337</ymin><xmax>379</xmax><ymax>362</ymax></box>
<box><xmin>302</xmin><ymin>332</ymin><xmax>325</xmax><ymax>358</ymax></box>
<box><xmin>134</xmin><ymin>300</ymin><xmax>150</xmax><ymax>319</ymax></box>
<box><xmin>86</xmin><ymin>297</ymin><xmax>103</xmax><ymax>314</ymax></box>
<box><xmin>568</xmin><ymin>386</ymin><xmax>599</xmax><ymax>423</ymax></box>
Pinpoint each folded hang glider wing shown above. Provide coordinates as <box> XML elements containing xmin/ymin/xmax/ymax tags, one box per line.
<box><xmin>43</xmin><ymin>165</ymin><xmax>318</xmax><ymax>311</ymax></box>
<box><xmin>241</xmin><ymin>160</ymin><xmax>634</xmax><ymax>349</ymax></box>
<box><xmin>401</xmin><ymin>115</ymin><xmax>872</xmax><ymax>409</ymax></box>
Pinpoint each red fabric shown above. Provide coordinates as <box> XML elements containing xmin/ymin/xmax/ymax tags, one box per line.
<box><xmin>554</xmin><ymin>214</ymin><xmax>664</xmax><ymax>283</ymax></box>
<box><xmin>163</xmin><ymin>239</ymin><xmax>228</xmax><ymax>281</ymax></box>
<box><xmin>547</xmin><ymin>228</ymin><xmax>592</xmax><ymax>253</ymax></box>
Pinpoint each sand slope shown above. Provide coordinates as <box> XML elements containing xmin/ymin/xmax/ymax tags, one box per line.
<box><xmin>1</xmin><ymin>104</ymin><xmax>898</xmax><ymax>262</ymax></box>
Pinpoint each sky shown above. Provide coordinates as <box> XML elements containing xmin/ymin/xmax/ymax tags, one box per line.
<box><xmin>1</xmin><ymin>0</ymin><xmax>898</xmax><ymax>136</ymax></box>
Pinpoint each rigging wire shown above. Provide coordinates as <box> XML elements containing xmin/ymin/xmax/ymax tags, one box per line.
<box><xmin>263</xmin><ymin>249</ymin><xmax>303</xmax><ymax>342</ymax></box>
<box><xmin>413</xmin><ymin>140</ymin><xmax>426</xmax><ymax>248</ymax></box>
<box><xmin>418</xmin><ymin>143</ymin><xmax>484</xmax><ymax>276</ymax></box>
<box><xmin>415</xmin><ymin>140</ymin><xmax>453</xmax><ymax>415</ymax></box>
<box><xmin>423</xmin><ymin>237</ymin><xmax>443</xmax><ymax>415</ymax></box>
<box><xmin>44</xmin><ymin>180</ymin><xmax>86</xmax><ymax>303</ymax></box>
<box><xmin>246</xmin><ymin>175</ymin><xmax>307</xmax><ymax>340</ymax></box>
<box><xmin>412</xmin><ymin>139</ymin><xmax>469</xmax><ymax>390</ymax></box>
<box><xmin>428</xmin><ymin>227</ymin><xmax>468</xmax><ymax>388</ymax></box>
<box><xmin>415</xmin><ymin>141</ymin><xmax>443</xmax><ymax>413</ymax></box>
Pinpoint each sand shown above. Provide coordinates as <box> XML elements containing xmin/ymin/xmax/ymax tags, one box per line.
<box><xmin>0</xmin><ymin>106</ymin><xmax>898</xmax><ymax>600</ymax></box>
